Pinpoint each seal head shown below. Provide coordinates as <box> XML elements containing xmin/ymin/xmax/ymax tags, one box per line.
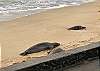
<box><xmin>51</xmin><ymin>42</ymin><xmax>60</xmax><ymax>48</ymax></box>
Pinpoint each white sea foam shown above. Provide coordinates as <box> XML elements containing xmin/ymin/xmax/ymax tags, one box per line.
<box><xmin>0</xmin><ymin>0</ymin><xmax>95</xmax><ymax>21</ymax></box>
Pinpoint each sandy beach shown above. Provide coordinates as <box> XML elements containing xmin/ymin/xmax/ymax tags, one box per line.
<box><xmin>0</xmin><ymin>0</ymin><xmax>100</xmax><ymax>68</ymax></box>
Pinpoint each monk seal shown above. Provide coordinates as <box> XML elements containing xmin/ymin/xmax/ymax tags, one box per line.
<box><xmin>68</xmin><ymin>25</ymin><xmax>86</xmax><ymax>30</ymax></box>
<box><xmin>20</xmin><ymin>42</ymin><xmax>60</xmax><ymax>56</ymax></box>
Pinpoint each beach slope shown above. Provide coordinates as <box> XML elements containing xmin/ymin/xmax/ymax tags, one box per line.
<box><xmin>0</xmin><ymin>0</ymin><xmax>100</xmax><ymax>68</ymax></box>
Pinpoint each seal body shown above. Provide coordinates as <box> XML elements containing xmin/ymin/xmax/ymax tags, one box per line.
<box><xmin>20</xmin><ymin>42</ymin><xmax>60</xmax><ymax>56</ymax></box>
<box><xmin>68</xmin><ymin>26</ymin><xmax>86</xmax><ymax>30</ymax></box>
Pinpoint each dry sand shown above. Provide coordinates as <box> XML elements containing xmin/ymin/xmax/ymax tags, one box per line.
<box><xmin>0</xmin><ymin>0</ymin><xmax>100</xmax><ymax>68</ymax></box>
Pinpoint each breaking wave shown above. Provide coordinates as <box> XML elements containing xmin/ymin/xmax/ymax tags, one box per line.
<box><xmin>0</xmin><ymin>0</ymin><xmax>95</xmax><ymax>21</ymax></box>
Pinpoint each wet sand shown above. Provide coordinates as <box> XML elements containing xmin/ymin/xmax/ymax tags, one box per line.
<box><xmin>0</xmin><ymin>0</ymin><xmax>100</xmax><ymax>68</ymax></box>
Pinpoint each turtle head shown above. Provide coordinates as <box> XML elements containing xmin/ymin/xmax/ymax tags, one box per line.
<box><xmin>52</xmin><ymin>42</ymin><xmax>60</xmax><ymax>47</ymax></box>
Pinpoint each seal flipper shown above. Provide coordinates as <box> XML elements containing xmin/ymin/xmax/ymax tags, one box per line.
<box><xmin>20</xmin><ymin>52</ymin><xmax>28</xmax><ymax>56</ymax></box>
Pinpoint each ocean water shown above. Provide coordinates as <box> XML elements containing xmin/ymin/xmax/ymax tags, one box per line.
<box><xmin>0</xmin><ymin>0</ymin><xmax>95</xmax><ymax>21</ymax></box>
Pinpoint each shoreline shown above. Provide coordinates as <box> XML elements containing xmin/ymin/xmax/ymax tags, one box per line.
<box><xmin>0</xmin><ymin>0</ymin><xmax>95</xmax><ymax>22</ymax></box>
<box><xmin>0</xmin><ymin>0</ymin><xmax>100</xmax><ymax>68</ymax></box>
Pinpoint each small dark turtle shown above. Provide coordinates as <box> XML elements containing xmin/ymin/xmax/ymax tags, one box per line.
<box><xmin>68</xmin><ymin>25</ymin><xmax>86</xmax><ymax>30</ymax></box>
<box><xmin>20</xmin><ymin>42</ymin><xmax>60</xmax><ymax>56</ymax></box>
